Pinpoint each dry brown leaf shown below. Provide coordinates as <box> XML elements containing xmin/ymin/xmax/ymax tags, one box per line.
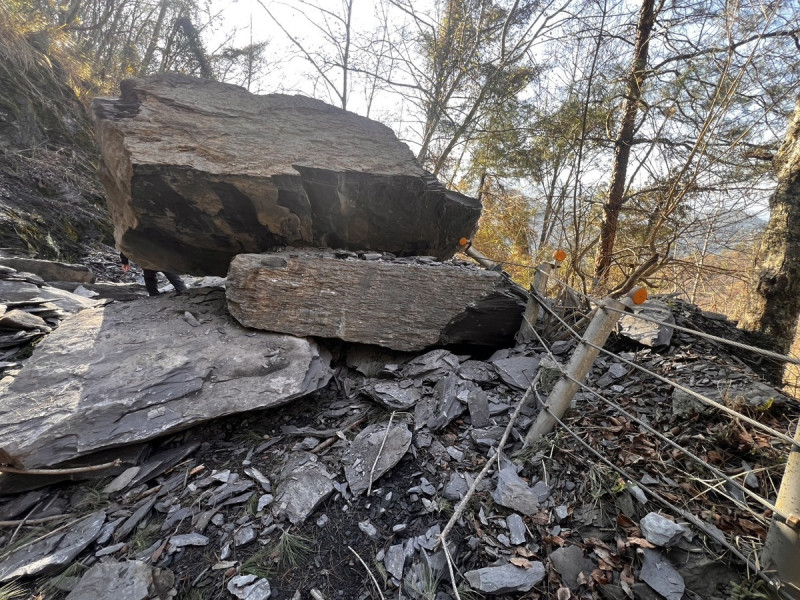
<box><xmin>590</xmin><ymin>569</ymin><xmax>611</xmax><ymax>585</ymax></box>
<box><xmin>620</xmin><ymin>564</ymin><xmax>634</xmax><ymax>586</ymax></box>
<box><xmin>585</xmin><ymin>537</ymin><xmax>613</xmax><ymax>551</ymax></box>
<box><xmin>616</xmin><ymin>513</ymin><xmax>636</xmax><ymax>528</ymax></box>
<box><xmin>511</xmin><ymin>557</ymin><xmax>532</xmax><ymax>568</ymax></box>
<box><xmin>515</xmin><ymin>546</ymin><xmax>536</xmax><ymax>558</ymax></box>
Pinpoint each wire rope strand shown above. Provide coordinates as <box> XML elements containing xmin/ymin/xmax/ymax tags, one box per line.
<box><xmin>526</xmin><ymin>288</ymin><xmax>800</xmax><ymax>450</ymax></box>
<box><xmin>475</xmin><ymin>250</ymin><xmax>800</xmax><ymax>368</ymax></box>
<box><xmin>524</xmin><ymin>317</ymin><xmax>783</xmax><ymax>520</ymax></box>
<box><xmin>529</xmin><ymin>387</ymin><xmax>789</xmax><ymax>599</ymax></box>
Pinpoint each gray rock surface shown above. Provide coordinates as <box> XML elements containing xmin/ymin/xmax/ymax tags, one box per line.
<box><xmin>464</xmin><ymin>562</ymin><xmax>546</xmax><ymax>594</ymax></box>
<box><xmin>639</xmin><ymin>549</ymin><xmax>685</xmax><ymax>600</ymax></box>
<box><xmin>0</xmin><ymin>288</ymin><xmax>331</xmax><ymax>468</ymax></box>
<box><xmin>490</xmin><ymin>355</ymin><xmax>539</xmax><ymax>389</ymax></box>
<box><xmin>168</xmin><ymin>533</ymin><xmax>209</xmax><ymax>549</ymax></box>
<box><xmin>385</xmin><ymin>543</ymin><xmax>405</xmax><ymax>580</ymax></box>
<box><xmin>0</xmin><ymin>257</ymin><xmax>95</xmax><ymax>284</ymax></box>
<box><xmin>618</xmin><ymin>301</ymin><xmax>675</xmax><ymax>347</ymax></box>
<box><xmin>550</xmin><ymin>545</ymin><xmax>594</xmax><ymax>588</ymax></box>
<box><xmin>343</xmin><ymin>422</ymin><xmax>413</xmax><ymax>495</ymax></box>
<box><xmin>93</xmin><ymin>74</ymin><xmax>481</xmax><ymax>276</ymax></box>
<box><xmin>365</xmin><ymin>380</ymin><xmax>422</xmax><ymax>410</ymax></box>
<box><xmin>65</xmin><ymin>560</ymin><xmax>174</xmax><ymax>600</ymax></box>
<box><xmin>0</xmin><ymin>510</ymin><xmax>106</xmax><ymax>582</ymax></box>
<box><xmin>273</xmin><ymin>453</ymin><xmax>335</xmax><ymax>524</ymax></box>
<box><xmin>506</xmin><ymin>513</ymin><xmax>526</xmax><ymax>545</ymax></box>
<box><xmin>0</xmin><ymin>309</ymin><xmax>49</xmax><ymax>330</ymax></box>
<box><xmin>227</xmin><ymin>574</ymin><xmax>272</xmax><ymax>600</ymax></box>
<box><xmin>678</xmin><ymin>557</ymin><xmax>740</xmax><ymax>599</ymax></box>
<box><xmin>492</xmin><ymin>463</ymin><xmax>540</xmax><ymax>516</ymax></box>
<box><xmin>227</xmin><ymin>251</ymin><xmax>526</xmax><ymax>351</ymax></box>
<box><xmin>639</xmin><ymin>513</ymin><xmax>687</xmax><ymax>547</ymax></box>
<box><xmin>467</xmin><ymin>389</ymin><xmax>491</xmax><ymax>427</ymax></box>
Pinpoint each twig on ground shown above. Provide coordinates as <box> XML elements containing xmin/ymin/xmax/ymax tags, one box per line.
<box><xmin>311</xmin><ymin>416</ymin><xmax>367</xmax><ymax>454</ymax></box>
<box><xmin>348</xmin><ymin>545</ymin><xmax>385</xmax><ymax>600</ymax></box>
<box><xmin>0</xmin><ymin>513</ymin><xmax>70</xmax><ymax>528</ymax></box>
<box><xmin>367</xmin><ymin>411</ymin><xmax>396</xmax><ymax>497</ymax></box>
<box><xmin>8</xmin><ymin>501</ymin><xmax>40</xmax><ymax>544</ymax></box>
<box><xmin>436</xmin><ymin>375</ymin><xmax>537</xmax><ymax>548</ymax></box>
<box><xmin>0</xmin><ymin>459</ymin><xmax>121</xmax><ymax>475</ymax></box>
<box><xmin>0</xmin><ymin>515</ymin><xmax>85</xmax><ymax>561</ymax></box>
<box><xmin>441</xmin><ymin>538</ymin><xmax>462</xmax><ymax>600</ymax></box>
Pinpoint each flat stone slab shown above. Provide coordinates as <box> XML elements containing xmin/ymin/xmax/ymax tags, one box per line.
<box><xmin>273</xmin><ymin>453</ymin><xmax>335</xmax><ymax>525</ymax></box>
<box><xmin>0</xmin><ymin>257</ymin><xmax>95</xmax><ymax>283</ymax></box>
<box><xmin>343</xmin><ymin>422</ymin><xmax>413</xmax><ymax>495</ymax></box>
<box><xmin>465</xmin><ymin>562</ymin><xmax>545</xmax><ymax>594</ymax></box>
<box><xmin>619</xmin><ymin>301</ymin><xmax>675</xmax><ymax>347</ymax></box>
<box><xmin>0</xmin><ymin>288</ymin><xmax>331</xmax><ymax>468</ymax></box>
<box><xmin>227</xmin><ymin>251</ymin><xmax>526</xmax><ymax>351</ymax></box>
<box><xmin>492</xmin><ymin>462</ymin><xmax>540</xmax><ymax>516</ymax></box>
<box><xmin>92</xmin><ymin>74</ymin><xmax>481</xmax><ymax>276</ymax></box>
<box><xmin>65</xmin><ymin>560</ymin><xmax>174</xmax><ymax>600</ymax></box>
<box><xmin>551</xmin><ymin>544</ymin><xmax>595</xmax><ymax>589</ymax></box>
<box><xmin>0</xmin><ymin>510</ymin><xmax>106</xmax><ymax>582</ymax></box>
<box><xmin>640</xmin><ymin>549</ymin><xmax>685</xmax><ymax>600</ymax></box>
<box><xmin>227</xmin><ymin>574</ymin><xmax>271</xmax><ymax>600</ymax></box>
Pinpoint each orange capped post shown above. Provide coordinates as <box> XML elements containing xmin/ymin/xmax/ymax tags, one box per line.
<box><xmin>458</xmin><ymin>237</ymin><xmax>470</xmax><ymax>248</ymax></box>
<box><xmin>629</xmin><ymin>287</ymin><xmax>648</xmax><ymax>305</ymax></box>
<box><xmin>553</xmin><ymin>249</ymin><xmax>567</xmax><ymax>262</ymax></box>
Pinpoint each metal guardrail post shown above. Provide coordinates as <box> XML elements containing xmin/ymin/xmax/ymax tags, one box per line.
<box><xmin>517</xmin><ymin>250</ymin><xmax>566</xmax><ymax>343</ymax></box>
<box><xmin>764</xmin><ymin>421</ymin><xmax>800</xmax><ymax>599</ymax></box>
<box><xmin>524</xmin><ymin>287</ymin><xmax>647</xmax><ymax>446</ymax></box>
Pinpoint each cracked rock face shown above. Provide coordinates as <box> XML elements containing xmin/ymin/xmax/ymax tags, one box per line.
<box><xmin>92</xmin><ymin>74</ymin><xmax>481</xmax><ymax>276</ymax></box>
<box><xmin>226</xmin><ymin>251</ymin><xmax>526</xmax><ymax>351</ymax></box>
<box><xmin>0</xmin><ymin>288</ymin><xmax>332</xmax><ymax>468</ymax></box>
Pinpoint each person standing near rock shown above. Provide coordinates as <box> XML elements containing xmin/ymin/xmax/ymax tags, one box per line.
<box><xmin>120</xmin><ymin>253</ymin><xmax>187</xmax><ymax>296</ymax></box>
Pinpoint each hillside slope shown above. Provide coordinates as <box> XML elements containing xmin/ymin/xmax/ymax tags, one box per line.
<box><xmin>0</xmin><ymin>8</ymin><xmax>111</xmax><ymax>260</ymax></box>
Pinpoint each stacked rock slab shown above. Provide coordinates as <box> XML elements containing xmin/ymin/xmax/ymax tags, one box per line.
<box><xmin>226</xmin><ymin>251</ymin><xmax>527</xmax><ymax>351</ymax></box>
<box><xmin>92</xmin><ymin>74</ymin><xmax>481</xmax><ymax>276</ymax></box>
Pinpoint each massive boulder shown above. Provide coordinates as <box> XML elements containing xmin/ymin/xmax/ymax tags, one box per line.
<box><xmin>92</xmin><ymin>74</ymin><xmax>481</xmax><ymax>276</ymax></box>
<box><xmin>226</xmin><ymin>251</ymin><xmax>527</xmax><ymax>351</ymax></box>
<box><xmin>0</xmin><ymin>288</ymin><xmax>332</xmax><ymax>469</ymax></box>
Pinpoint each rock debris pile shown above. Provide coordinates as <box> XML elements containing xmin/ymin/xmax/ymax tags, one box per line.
<box><xmin>0</xmin><ymin>259</ymin><xmax>794</xmax><ymax>600</ymax></box>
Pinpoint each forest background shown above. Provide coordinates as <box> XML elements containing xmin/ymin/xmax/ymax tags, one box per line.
<box><xmin>2</xmin><ymin>0</ymin><xmax>800</xmax><ymax>385</ymax></box>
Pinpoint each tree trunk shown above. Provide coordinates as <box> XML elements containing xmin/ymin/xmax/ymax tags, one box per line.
<box><xmin>593</xmin><ymin>0</ymin><xmax>655</xmax><ymax>283</ymax></box>
<box><xmin>139</xmin><ymin>0</ymin><xmax>169</xmax><ymax>75</ymax></box>
<box><xmin>739</xmin><ymin>96</ymin><xmax>800</xmax><ymax>378</ymax></box>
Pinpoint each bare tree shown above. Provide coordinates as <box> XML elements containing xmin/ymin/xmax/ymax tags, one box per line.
<box><xmin>257</xmin><ymin>0</ymin><xmax>355</xmax><ymax>110</ymax></box>
<box><xmin>592</xmin><ymin>0</ymin><xmax>657</xmax><ymax>283</ymax></box>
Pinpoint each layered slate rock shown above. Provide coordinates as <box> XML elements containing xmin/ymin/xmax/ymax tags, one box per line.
<box><xmin>226</xmin><ymin>251</ymin><xmax>527</xmax><ymax>351</ymax></box>
<box><xmin>0</xmin><ymin>288</ymin><xmax>331</xmax><ymax>468</ymax></box>
<box><xmin>0</xmin><ymin>257</ymin><xmax>95</xmax><ymax>283</ymax></box>
<box><xmin>92</xmin><ymin>74</ymin><xmax>481</xmax><ymax>276</ymax></box>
